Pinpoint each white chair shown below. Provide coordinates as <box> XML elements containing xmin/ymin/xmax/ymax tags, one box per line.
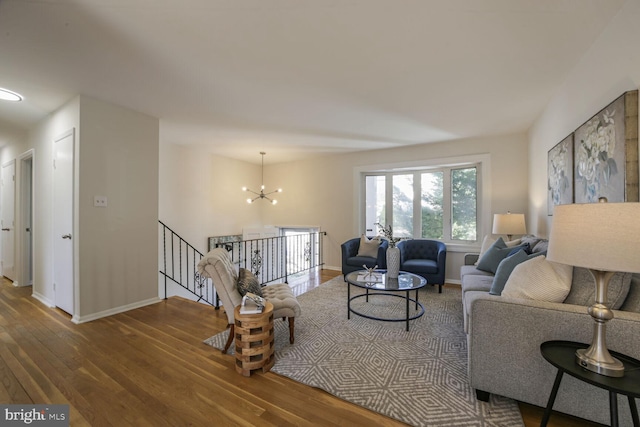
<box><xmin>197</xmin><ymin>248</ymin><xmax>301</xmax><ymax>353</ymax></box>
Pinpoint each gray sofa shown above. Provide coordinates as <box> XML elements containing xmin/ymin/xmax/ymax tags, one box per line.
<box><xmin>461</xmin><ymin>236</ymin><xmax>640</xmax><ymax>426</ymax></box>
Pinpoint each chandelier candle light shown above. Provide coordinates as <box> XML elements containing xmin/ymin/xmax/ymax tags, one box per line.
<box><xmin>242</xmin><ymin>152</ymin><xmax>282</xmax><ymax>205</ymax></box>
<box><xmin>546</xmin><ymin>199</ymin><xmax>640</xmax><ymax>377</ymax></box>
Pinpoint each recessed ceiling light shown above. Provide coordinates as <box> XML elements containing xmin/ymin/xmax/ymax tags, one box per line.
<box><xmin>0</xmin><ymin>88</ymin><xmax>23</xmax><ymax>102</ymax></box>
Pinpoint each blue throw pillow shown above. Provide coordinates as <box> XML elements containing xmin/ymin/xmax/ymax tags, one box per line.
<box><xmin>490</xmin><ymin>250</ymin><xmax>546</xmax><ymax>295</ymax></box>
<box><xmin>478</xmin><ymin>241</ymin><xmax>530</xmax><ymax>275</ymax></box>
<box><xmin>476</xmin><ymin>238</ymin><xmax>508</xmax><ymax>274</ymax></box>
<box><xmin>507</xmin><ymin>243</ymin><xmax>530</xmax><ymax>256</ymax></box>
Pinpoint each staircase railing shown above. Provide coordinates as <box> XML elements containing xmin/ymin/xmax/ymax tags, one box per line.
<box><xmin>159</xmin><ymin>222</ymin><xmax>326</xmax><ymax>306</ymax></box>
<box><xmin>214</xmin><ymin>231</ymin><xmax>326</xmax><ymax>284</ymax></box>
<box><xmin>159</xmin><ymin>221</ymin><xmax>216</xmax><ymax>306</ymax></box>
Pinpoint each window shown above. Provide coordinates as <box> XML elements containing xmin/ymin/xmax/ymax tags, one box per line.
<box><xmin>364</xmin><ymin>176</ymin><xmax>385</xmax><ymax>235</ymax></box>
<box><xmin>363</xmin><ymin>165</ymin><xmax>479</xmax><ymax>243</ymax></box>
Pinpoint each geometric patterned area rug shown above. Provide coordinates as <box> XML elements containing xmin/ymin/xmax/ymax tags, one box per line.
<box><xmin>204</xmin><ymin>276</ymin><xmax>524</xmax><ymax>427</ymax></box>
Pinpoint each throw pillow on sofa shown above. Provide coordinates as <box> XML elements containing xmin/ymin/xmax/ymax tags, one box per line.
<box><xmin>563</xmin><ymin>267</ymin><xmax>632</xmax><ymax>309</ymax></box>
<box><xmin>502</xmin><ymin>255</ymin><xmax>573</xmax><ymax>302</ymax></box>
<box><xmin>476</xmin><ymin>237</ymin><xmax>529</xmax><ymax>274</ymax></box>
<box><xmin>356</xmin><ymin>235</ymin><xmax>381</xmax><ymax>258</ymax></box>
<box><xmin>490</xmin><ymin>249</ymin><xmax>546</xmax><ymax>295</ymax></box>
<box><xmin>475</xmin><ymin>235</ymin><xmax>522</xmax><ymax>265</ymax></box>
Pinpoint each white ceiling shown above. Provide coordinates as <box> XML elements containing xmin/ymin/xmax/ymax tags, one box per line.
<box><xmin>0</xmin><ymin>0</ymin><xmax>625</xmax><ymax>164</ymax></box>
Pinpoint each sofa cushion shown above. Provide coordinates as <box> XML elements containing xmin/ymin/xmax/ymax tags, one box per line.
<box><xmin>490</xmin><ymin>250</ymin><xmax>545</xmax><ymax>296</ymax></box>
<box><xmin>564</xmin><ymin>267</ymin><xmax>632</xmax><ymax>309</ymax></box>
<box><xmin>460</xmin><ymin>265</ymin><xmax>494</xmax><ymax>281</ymax></box>
<box><xmin>356</xmin><ymin>235</ymin><xmax>381</xmax><ymax>258</ymax></box>
<box><xmin>461</xmin><ymin>274</ymin><xmax>494</xmax><ymax>294</ymax></box>
<box><xmin>236</xmin><ymin>268</ymin><xmax>263</xmax><ymax>297</ymax></box>
<box><xmin>477</xmin><ymin>238</ymin><xmax>529</xmax><ymax>274</ymax></box>
<box><xmin>620</xmin><ymin>273</ymin><xmax>640</xmax><ymax>313</ymax></box>
<box><xmin>502</xmin><ymin>256</ymin><xmax>573</xmax><ymax>302</ymax></box>
<box><xmin>403</xmin><ymin>258</ymin><xmax>438</xmax><ymax>274</ymax></box>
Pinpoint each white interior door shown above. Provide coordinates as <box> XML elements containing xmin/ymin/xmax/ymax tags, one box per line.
<box><xmin>1</xmin><ymin>160</ymin><xmax>16</xmax><ymax>281</ymax></box>
<box><xmin>53</xmin><ymin>130</ymin><xmax>74</xmax><ymax>315</ymax></box>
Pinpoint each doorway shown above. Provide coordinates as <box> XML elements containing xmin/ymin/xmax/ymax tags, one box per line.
<box><xmin>1</xmin><ymin>160</ymin><xmax>16</xmax><ymax>282</ymax></box>
<box><xmin>19</xmin><ymin>150</ymin><xmax>34</xmax><ymax>287</ymax></box>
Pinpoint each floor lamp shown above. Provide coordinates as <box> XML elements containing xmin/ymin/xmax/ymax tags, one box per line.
<box><xmin>547</xmin><ymin>200</ymin><xmax>640</xmax><ymax>377</ymax></box>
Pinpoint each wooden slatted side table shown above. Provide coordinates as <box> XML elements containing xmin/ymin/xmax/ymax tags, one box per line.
<box><xmin>233</xmin><ymin>301</ymin><xmax>275</xmax><ymax>376</ymax></box>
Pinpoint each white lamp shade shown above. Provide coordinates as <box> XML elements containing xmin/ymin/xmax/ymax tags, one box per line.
<box><xmin>492</xmin><ymin>213</ymin><xmax>526</xmax><ymax>236</ymax></box>
<box><xmin>547</xmin><ymin>202</ymin><xmax>640</xmax><ymax>273</ymax></box>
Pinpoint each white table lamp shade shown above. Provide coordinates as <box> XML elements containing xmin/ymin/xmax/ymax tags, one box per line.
<box><xmin>492</xmin><ymin>213</ymin><xmax>526</xmax><ymax>236</ymax></box>
<box><xmin>547</xmin><ymin>202</ymin><xmax>640</xmax><ymax>273</ymax></box>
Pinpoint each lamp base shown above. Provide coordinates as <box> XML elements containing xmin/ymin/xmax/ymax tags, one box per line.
<box><xmin>575</xmin><ymin>347</ymin><xmax>624</xmax><ymax>377</ymax></box>
<box><xmin>575</xmin><ymin>269</ymin><xmax>625</xmax><ymax>377</ymax></box>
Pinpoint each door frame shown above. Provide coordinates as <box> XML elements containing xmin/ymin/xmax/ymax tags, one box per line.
<box><xmin>17</xmin><ymin>149</ymin><xmax>35</xmax><ymax>288</ymax></box>
<box><xmin>1</xmin><ymin>159</ymin><xmax>16</xmax><ymax>283</ymax></box>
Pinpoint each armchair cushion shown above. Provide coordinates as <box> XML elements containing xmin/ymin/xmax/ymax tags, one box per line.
<box><xmin>403</xmin><ymin>258</ymin><xmax>438</xmax><ymax>274</ymax></box>
<box><xmin>356</xmin><ymin>235</ymin><xmax>381</xmax><ymax>258</ymax></box>
<box><xmin>262</xmin><ymin>284</ymin><xmax>301</xmax><ymax>319</ymax></box>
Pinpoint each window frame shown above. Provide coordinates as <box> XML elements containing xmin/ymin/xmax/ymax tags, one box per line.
<box><xmin>355</xmin><ymin>154</ymin><xmax>490</xmax><ymax>250</ymax></box>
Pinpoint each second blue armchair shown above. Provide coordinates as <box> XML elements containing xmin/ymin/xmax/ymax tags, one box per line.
<box><xmin>397</xmin><ymin>239</ymin><xmax>447</xmax><ymax>293</ymax></box>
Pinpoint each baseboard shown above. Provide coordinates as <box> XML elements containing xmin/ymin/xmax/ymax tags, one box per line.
<box><xmin>71</xmin><ymin>296</ymin><xmax>162</xmax><ymax>324</ymax></box>
<box><xmin>447</xmin><ymin>278</ymin><xmax>461</xmax><ymax>285</ymax></box>
<box><xmin>32</xmin><ymin>291</ymin><xmax>55</xmax><ymax>308</ymax></box>
<box><xmin>322</xmin><ymin>265</ymin><xmax>340</xmax><ymax>272</ymax></box>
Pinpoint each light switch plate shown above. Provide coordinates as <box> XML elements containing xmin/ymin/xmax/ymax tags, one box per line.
<box><xmin>94</xmin><ymin>196</ymin><xmax>108</xmax><ymax>207</ymax></box>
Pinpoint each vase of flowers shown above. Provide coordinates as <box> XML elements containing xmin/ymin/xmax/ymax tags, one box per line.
<box><xmin>376</xmin><ymin>223</ymin><xmax>401</xmax><ymax>279</ymax></box>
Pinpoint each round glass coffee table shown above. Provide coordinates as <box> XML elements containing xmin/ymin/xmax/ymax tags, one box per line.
<box><xmin>345</xmin><ymin>270</ymin><xmax>427</xmax><ymax>331</ymax></box>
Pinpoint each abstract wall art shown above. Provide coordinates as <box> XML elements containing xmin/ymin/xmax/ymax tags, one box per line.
<box><xmin>574</xmin><ymin>90</ymin><xmax>638</xmax><ymax>203</ymax></box>
<box><xmin>547</xmin><ymin>134</ymin><xmax>574</xmax><ymax>215</ymax></box>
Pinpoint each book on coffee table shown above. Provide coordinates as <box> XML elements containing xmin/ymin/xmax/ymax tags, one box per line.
<box><xmin>356</xmin><ymin>272</ymin><xmax>383</xmax><ymax>282</ymax></box>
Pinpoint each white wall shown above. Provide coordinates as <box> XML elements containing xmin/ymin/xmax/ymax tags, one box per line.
<box><xmin>76</xmin><ymin>96</ymin><xmax>159</xmax><ymax>320</ymax></box>
<box><xmin>158</xmin><ymin>142</ymin><xmax>261</xmax><ymax>253</ymax></box>
<box><xmin>528</xmin><ymin>0</ymin><xmax>640</xmax><ymax>236</ymax></box>
<box><xmin>264</xmin><ymin>133</ymin><xmax>529</xmax><ymax>280</ymax></box>
<box><xmin>161</xmin><ymin>132</ymin><xmax>529</xmax><ymax>282</ymax></box>
<box><xmin>1</xmin><ymin>95</ymin><xmax>160</xmax><ymax>321</ymax></box>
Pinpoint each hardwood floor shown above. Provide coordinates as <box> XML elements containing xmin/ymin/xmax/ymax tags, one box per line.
<box><xmin>0</xmin><ymin>272</ymin><xmax>602</xmax><ymax>426</ymax></box>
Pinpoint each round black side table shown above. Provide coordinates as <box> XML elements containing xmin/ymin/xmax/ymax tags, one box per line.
<box><xmin>540</xmin><ymin>340</ymin><xmax>640</xmax><ymax>427</ymax></box>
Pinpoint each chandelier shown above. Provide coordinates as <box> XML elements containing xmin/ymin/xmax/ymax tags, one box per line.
<box><xmin>242</xmin><ymin>152</ymin><xmax>282</xmax><ymax>204</ymax></box>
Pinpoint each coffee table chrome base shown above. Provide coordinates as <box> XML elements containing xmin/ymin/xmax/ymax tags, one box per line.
<box><xmin>348</xmin><ymin>292</ymin><xmax>424</xmax><ymax>331</ymax></box>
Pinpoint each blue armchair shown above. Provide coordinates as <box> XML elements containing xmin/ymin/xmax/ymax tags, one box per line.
<box><xmin>397</xmin><ymin>239</ymin><xmax>447</xmax><ymax>293</ymax></box>
<box><xmin>341</xmin><ymin>237</ymin><xmax>388</xmax><ymax>277</ymax></box>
